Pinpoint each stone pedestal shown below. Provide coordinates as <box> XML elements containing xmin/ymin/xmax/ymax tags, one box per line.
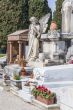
<box><xmin>43</xmin><ymin>41</ymin><xmax>65</xmax><ymax>60</ymax></box>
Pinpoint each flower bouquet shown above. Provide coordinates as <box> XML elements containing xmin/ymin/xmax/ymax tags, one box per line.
<box><xmin>32</xmin><ymin>85</ymin><xmax>57</xmax><ymax>105</ymax></box>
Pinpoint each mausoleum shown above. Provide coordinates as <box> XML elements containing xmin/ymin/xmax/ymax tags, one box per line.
<box><xmin>7</xmin><ymin>29</ymin><xmax>28</xmax><ymax>64</ymax></box>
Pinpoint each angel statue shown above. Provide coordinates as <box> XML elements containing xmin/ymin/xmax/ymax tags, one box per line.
<box><xmin>27</xmin><ymin>14</ymin><xmax>50</xmax><ymax>61</ymax></box>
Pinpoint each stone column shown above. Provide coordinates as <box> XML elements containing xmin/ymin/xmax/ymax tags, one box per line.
<box><xmin>18</xmin><ymin>41</ymin><xmax>22</xmax><ymax>60</ymax></box>
<box><xmin>9</xmin><ymin>42</ymin><xmax>13</xmax><ymax>63</ymax></box>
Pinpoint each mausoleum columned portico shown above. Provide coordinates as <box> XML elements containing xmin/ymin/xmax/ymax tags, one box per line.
<box><xmin>7</xmin><ymin>29</ymin><xmax>28</xmax><ymax>64</ymax></box>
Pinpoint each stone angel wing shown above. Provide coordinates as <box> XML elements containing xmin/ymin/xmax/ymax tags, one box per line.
<box><xmin>39</xmin><ymin>13</ymin><xmax>50</xmax><ymax>33</ymax></box>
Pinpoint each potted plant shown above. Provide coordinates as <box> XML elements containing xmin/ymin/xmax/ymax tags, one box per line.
<box><xmin>32</xmin><ymin>85</ymin><xmax>57</xmax><ymax>105</ymax></box>
<box><xmin>13</xmin><ymin>74</ymin><xmax>21</xmax><ymax>80</ymax></box>
<box><xmin>13</xmin><ymin>73</ymin><xmax>22</xmax><ymax>89</ymax></box>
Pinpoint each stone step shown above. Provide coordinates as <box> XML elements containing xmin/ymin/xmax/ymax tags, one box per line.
<box><xmin>10</xmin><ymin>87</ymin><xmax>33</xmax><ymax>103</ymax></box>
<box><xmin>32</xmin><ymin>99</ymin><xmax>60</xmax><ymax>110</ymax></box>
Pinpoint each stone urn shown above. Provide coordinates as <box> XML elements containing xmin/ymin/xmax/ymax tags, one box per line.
<box><xmin>50</xmin><ymin>21</ymin><xmax>57</xmax><ymax>30</ymax></box>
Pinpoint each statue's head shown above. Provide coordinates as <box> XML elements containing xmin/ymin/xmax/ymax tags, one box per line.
<box><xmin>50</xmin><ymin>21</ymin><xmax>57</xmax><ymax>30</ymax></box>
<box><xmin>29</xmin><ymin>17</ymin><xmax>38</xmax><ymax>24</ymax></box>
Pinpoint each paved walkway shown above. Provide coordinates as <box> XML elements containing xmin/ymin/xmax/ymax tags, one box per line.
<box><xmin>0</xmin><ymin>89</ymin><xmax>40</xmax><ymax>110</ymax></box>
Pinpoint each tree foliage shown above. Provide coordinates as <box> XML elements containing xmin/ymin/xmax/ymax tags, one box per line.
<box><xmin>0</xmin><ymin>0</ymin><xmax>52</xmax><ymax>46</ymax></box>
<box><xmin>28</xmin><ymin>0</ymin><xmax>52</xmax><ymax>28</ymax></box>
<box><xmin>0</xmin><ymin>0</ymin><xmax>29</xmax><ymax>45</ymax></box>
<box><xmin>29</xmin><ymin>0</ymin><xmax>52</xmax><ymax>19</ymax></box>
<box><xmin>53</xmin><ymin>0</ymin><xmax>64</xmax><ymax>29</ymax></box>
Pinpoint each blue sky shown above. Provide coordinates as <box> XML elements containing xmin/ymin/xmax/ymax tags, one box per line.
<box><xmin>48</xmin><ymin>0</ymin><xmax>56</xmax><ymax>12</ymax></box>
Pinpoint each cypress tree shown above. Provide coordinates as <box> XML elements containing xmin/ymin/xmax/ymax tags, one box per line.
<box><xmin>53</xmin><ymin>0</ymin><xmax>64</xmax><ymax>29</ymax></box>
<box><xmin>0</xmin><ymin>0</ymin><xmax>29</xmax><ymax>45</ymax></box>
<box><xmin>28</xmin><ymin>0</ymin><xmax>52</xmax><ymax>19</ymax></box>
<box><xmin>0</xmin><ymin>0</ymin><xmax>52</xmax><ymax>45</ymax></box>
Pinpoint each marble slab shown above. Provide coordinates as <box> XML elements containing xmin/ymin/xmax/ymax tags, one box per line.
<box><xmin>33</xmin><ymin>64</ymin><xmax>73</xmax><ymax>82</ymax></box>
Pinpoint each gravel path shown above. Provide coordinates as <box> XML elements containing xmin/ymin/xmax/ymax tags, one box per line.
<box><xmin>0</xmin><ymin>89</ymin><xmax>40</xmax><ymax>110</ymax></box>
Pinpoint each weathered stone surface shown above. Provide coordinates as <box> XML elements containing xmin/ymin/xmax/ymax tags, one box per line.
<box><xmin>33</xmin><ymin>64</ymin><xmax>73</xmax><ymax>82</ymax></box>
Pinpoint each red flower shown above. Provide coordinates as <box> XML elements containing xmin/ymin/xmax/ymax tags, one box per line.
<box><xmin>32</xmin><ymin>85</ymin><xmax>56</xmax><ymax>100</ymax></box>
<box><xmin>69</xmin><ymin>60</ymin><xmax>73</xmax><ymax>64</ymax></box>
<box><xmin>36</xmin><ymin>85</ymin><xmax>51</xmax><ymax>93</ymax></box>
